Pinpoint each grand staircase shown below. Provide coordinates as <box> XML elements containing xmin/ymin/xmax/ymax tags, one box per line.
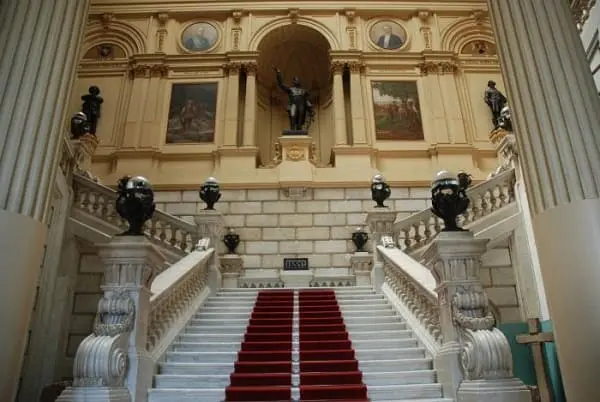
<box><xmin>149</xmin><ymin>287</ymin><xmax>452</xmax><ymax>402</ymax></box>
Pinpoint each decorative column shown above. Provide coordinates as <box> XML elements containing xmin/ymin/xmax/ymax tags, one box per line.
<box><xmin>331</xmin><ymin>61</ymin><xmax>347</xmax><ymax>146</ymax></box>
<box><xmin>487</xmin><ymin>1</ymin><xmax>600</xmax><ymax>399</ymax></box>
<box><xmin>242</xmin><ymin>62</ymin><xmax>258</xmax><ymax>147</ymax></box>
<box><xmin>57</xmin><ymin>237</ymin><xmax>165</xmax><ymax>402</ymax></box>
<box><xmin>422</xmin><ymin>231</ymin><xmax>530</xmax><ymax>401</ymax></box>
<box><xmin>223</xmin><ymin>62</ymin><xmax>242</xmax><ymax>146</ymax></box>
<box><xmin>0</xmin><ymin>0</ymin><xmax>90</xmax><ymax>399</ymax></box>
<box><xmin>365</xmin><ymin>209</ymin><xmax>396</xmax><ymax>292</ymax></box>
<box><xmin>347</xmin><ymin>61</ymin><xmax>368</xmax><ymax>145</ymax></box>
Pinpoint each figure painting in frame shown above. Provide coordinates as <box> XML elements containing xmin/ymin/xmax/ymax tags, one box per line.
<box><xmin>371</xmin><ymin>81</ymin><xmax>424</xmax><ymax>141</ymax></box>
<box><xmin>166</xmin><ymin>83</ymin><xmax>218</xmax><ymax>144</ymax></box>
<box><xmin>370</xmin><ymin>20</ymin><xmax>407</xmax><ymax>50</ymax></box>
<box><xmin>181</xmin><ymin>22</ymin><xmax>219</xmax><ymax>52</ymax></box>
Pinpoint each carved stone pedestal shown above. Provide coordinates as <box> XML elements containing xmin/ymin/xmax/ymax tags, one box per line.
<box><xmin>58</xmin><ymin>237</ymin><xmax>165</xmax><ymax>402</ymax></box>
<box><xmin>220</xmin><ymin>254</ymin><xmax>243</xmax><ymax>288</ymax></box>
<box><xmin>194</xmin><ymin>211</ymin><xmax>225</xmax><ymax>295</ymax></box>
<box><xmin>350</xmin><ymin>252</ymin><xmax>372</xmax><ymax>286</ymax></box>
<box><xmin>422</xmin><ymin>231</ymin><xmax>530</xmax><ymax>402</ymax></box>
<box><xmin>278</xmin><ymin>135</ymin><xmax>313</xmax><ymax>185</ymax></box>
<box><xmin>366</xmin><ymin>209</ymin><xmax>396</xmax><ymax>292</ymax></box>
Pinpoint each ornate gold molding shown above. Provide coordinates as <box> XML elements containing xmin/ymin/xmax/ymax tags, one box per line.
<box><xmin>417</xmin><ymin>61</ymin><xmax>458</xmax><ymax>75</ymax></box>
<box><xmin>128</xmin><ymin>63</ymin><xmax>169</xmax><ymax>78</ymax></box>
<box><xmin>262</xmin><ymin>142</ymin><xmax>282</xmax><ymax>168</ymax></box>
<box><xmin>285</xmin><ymin>145</ymin><xmax>305</xmax><ymax>161</ymax></box>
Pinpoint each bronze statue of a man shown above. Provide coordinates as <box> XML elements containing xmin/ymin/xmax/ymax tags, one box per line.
<box><xmin>484</xmin><ymin>80</ymin><xmax>507</xmax><ymax>129</ymax></box>
<box><xmin>274</xmin><ymin>67</ymin><xmax>315</xmax><ymax>133</ymax></box>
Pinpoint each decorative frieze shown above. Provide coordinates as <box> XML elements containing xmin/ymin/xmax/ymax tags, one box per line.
<box><xmin>417</xmin><ymin>61</ymin><xmax>458</xmax><ymax>75</ymax></box>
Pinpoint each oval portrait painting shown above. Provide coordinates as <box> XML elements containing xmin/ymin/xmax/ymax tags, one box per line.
<box><xmin>181</xmin><ymin>22</ymin><xmax>219</xmax><ymax>52</ymax></box>
<box><xmin>369</xmin><ymin>20</ymin><xmax>407</xmax><ymax>50</ymax></box>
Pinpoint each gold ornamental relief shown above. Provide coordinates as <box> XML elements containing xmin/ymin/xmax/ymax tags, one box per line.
<box><xmin>285</xmin><ymin>146</ymin><xmax>305</xmax><ymax>161</ymax></box>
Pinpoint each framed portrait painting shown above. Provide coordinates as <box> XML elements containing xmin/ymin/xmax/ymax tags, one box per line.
<box><xmin>371</xmin><ymin>81</ymin><xmax>424</xmax><ymax>141</ymax></box>
<box><xmin>369</xmin><ymin>20</ymin><xmax>407</xmax><ymax>51</ymax></box>
<box><xmin>166</xmin><ymin>83</ymin><xmax>218</xmax><ymax>144</ymax></box>
<box><xmin>181</xmin><ymin>22</ymin><xmax>219</xmax><ymax>52</ymax></box>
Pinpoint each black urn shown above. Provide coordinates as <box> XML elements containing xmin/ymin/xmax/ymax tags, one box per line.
<box><xmin>115</xmin><ymin>175</ymin><xmax>156</xmax><ymax>236</ymax></box>
<box><xmin>70</xmin><ymin>112</ymin><xmax>91</xmax><ymax>139</ymax></box>
<box><xmin>223</xmin><ymin>228</ymin><xmax>241</xmax><ymax>254</ymax></box>
<box><xmin>430</xmin><ymin>170</ymin><xmax>471</xmax><ymax>232</ymax></box>
<box><xmin>351</xmin><ymin>227</ymin><xmax>369</xmax><ymax>252</ymax></box>
<box><xmin>371</xmin><ymin>174</ymin><xmax>391</xmax><ymax>208</ymax></box>
<box><xmin>199</xmin><ymin>177</ymin><xmax>221</xmax><ymax>210</ymax></box>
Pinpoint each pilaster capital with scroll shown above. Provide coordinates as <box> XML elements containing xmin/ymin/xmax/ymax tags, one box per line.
<box><xmin>330</xmin><ymin>61</ymin><xmax>346</xmax><ymax>74</ymax></box>
<box><xmin>223</xmin><ymin>62</ymin><xmax>243</xmax><ymax>75</ymax></box>
<box><xmin>347</xmin><ymin>61</ymin><xmax>365</xmax><ymax>74</ymax></box>
<box><xmin>244</xmin><ymin>62</ymin><xmax>258</xmax><ymax>75</ymax></box>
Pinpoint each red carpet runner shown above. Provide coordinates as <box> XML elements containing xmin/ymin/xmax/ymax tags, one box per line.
<box><xmin>225</xmin><ymin>290</ymin><xmax>293</xmax><ymax>401</ymax></box>
<box><xmin>299</xmin><ymin>289</ymin><xmax>370</xmax><ymax>402</ymax></box>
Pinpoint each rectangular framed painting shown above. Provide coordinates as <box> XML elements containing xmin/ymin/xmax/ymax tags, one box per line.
<box><xmin>371</xmin><ymin>81</ymin><xmax>424</xmax><ymax>140</ymax></box>
<box><xmin>166</xmin><ymin>82</ymin><xmax>218</xmax><ymax>144</ymax></box>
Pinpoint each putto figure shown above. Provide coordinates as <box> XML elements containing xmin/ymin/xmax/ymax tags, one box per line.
<box><xmin>274</xmin><ymin>66</ymin><xmax>315</xmax><ymax>134</ymax></box>
<box><xmin>484</xmin><ymin>80</ymin><xmax>507</xmax><ymax>129</ymax></box>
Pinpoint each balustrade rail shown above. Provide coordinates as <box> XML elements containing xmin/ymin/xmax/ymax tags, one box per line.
<box><xmin>378</xmin><ymin>246</ymin><xmax>442</xmax><ymax>355</ymax></box>
<box><xmin>72</xmin><ymin>174</ymin><xmax>196</xmax><ymax>254</ymax></box>
<box><xmin>147</xmin><ymin>248</ymin><xmax>215</xmax><ymax>359</ymax></box>
<box><xmin>393</xmin><ymin>168</ymin><xmax>516</xmax><ymax>253</ymax></box>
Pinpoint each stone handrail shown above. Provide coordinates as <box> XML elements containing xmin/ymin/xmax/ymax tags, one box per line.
<box><xmin>394</xmin><ymin>168</ymin><xmax>516</xmax><ymax>253</ymax></box>
<box><xmin>147</xmin><ymin>247</ymin><xmax>215</xmax><ymax>360</ymax></box>
<box><xmin>72</xmin><ymin>174</ymin><xmax>196</xmax><ymax>254</ymax></box>
<box><xmin>378</xmin><ymin>245</ymin><xmax>442</xmax><ymax>355</ymax></box>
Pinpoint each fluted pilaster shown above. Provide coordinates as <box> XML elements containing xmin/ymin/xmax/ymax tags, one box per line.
<box><xmin>223</xmin><ymin>62</ymin><xmax>241</xmax><ymax>146</ymax></box>
<box><xmin>243</xmin><ymin>63</ymin><xmax>257</xmax><ymax>147</ymax></box>
<box><xmin>0</xmin><ymin>2</ymin><xmax>90</xmax><ymax>400</ymax></box>
<box><xmin>488</xmin><ymin>1</ymin><xmax>600</xmax><ymax>400</ymax></box>
<box><xmin>331</xmin><ymin>62</ymin><xmax>347</xmax><ymax>146</ymax></box>
<box><xmin>0</xmin><ymin>0</ymin><xmax>90</xmax><ymax>220</ymax></box>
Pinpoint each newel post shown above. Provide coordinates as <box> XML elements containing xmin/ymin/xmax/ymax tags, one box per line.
<box><xmin>194</xmin><ymin>210</ymin><xmax>226</xmax><ymax>294</ymax></box>
<box><xmin>57</xmin><ymin>237</ymin><xmax>164</xmax><ymax>402</ymax></box>
<box><xmin>423</xmin><ymin>232</ymin><xmax>531</xmax><ymax>402</ymax></box>
<box><xmin>365</xmin><ymin>209</ymin><xmax>396</xmax><ymax>292</ymax></box>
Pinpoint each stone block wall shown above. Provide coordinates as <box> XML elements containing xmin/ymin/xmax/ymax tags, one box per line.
<box><xmin>481</xmin><ymin>244</ymin><xmax>522</xmax><ymax>323</ymax></box>
<box><xmin>155</xmin><ymin>187</ymin><xmax>431</xmax><ymax>271</ymax></box>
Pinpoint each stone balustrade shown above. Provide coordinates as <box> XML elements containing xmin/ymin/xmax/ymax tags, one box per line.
<box><xmin>72</xmin><ymin>174</ymin><xmax>196</xmax><ymax>255</ymax></box>
<box><xmin>393</xmin><ymin>168</ymin><xmax>516</xmax><ymax>254</ymax></box>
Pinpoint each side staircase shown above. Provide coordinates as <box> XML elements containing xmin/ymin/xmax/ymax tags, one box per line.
<box><xmin>149</xmin><ymin>287</ymin><xmax>452</xmax><ymax>402</ymax></box>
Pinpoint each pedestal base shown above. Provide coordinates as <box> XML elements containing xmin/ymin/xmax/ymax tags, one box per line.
<box><xmin>278</xmin><ymin>135</ymin><xmax>313</xmax><ymax>185</ymax></box>
<box><xmin>0</xmin><ymin>210</ymin><xmax>45</xmax><ymax>400</ymax></box>
<box><xmin>350</xmin><ymin>252</ymin><xmax>372</xmax><ymax>286</ymax></box>
<box><xmin>457</xmin><ymin>378</ymin><xmax>531</xmax><ymax>402</ymax></box>
<box><xmin>56</xmin><ymin>387</ymin><xmax>130</xmax><ymax>402</ymax></box>
<box><xmin>220</xmin><ymin>254</ymin><xmax>243</xmax><ymax>288</ymax></box>
<box><xmin>282</xmin><ymin>129</ymin><xmax>308</xmax><ymax>136</ymax></box>
<box><xmin>281</xmin><ymin>270</ymin><xmax>312</xmax><ymax>288</ymax></box>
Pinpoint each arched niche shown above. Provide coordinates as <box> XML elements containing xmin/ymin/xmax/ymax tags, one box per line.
<box><xmin>440</xmin><ymin>17</ymin><xmax>495</xmax><ymax>54</ymax></box>
<box><xmin>82</xmin><ymin>20</ymin><xmax>147</xmax><ymax>57</ymax></box>
<box><xmin>82</xmin><ymin>43</ymin><xmax>127</xmax><ymax>60</ymax></box>
<box><xmin>255</xmin><ymin>24</ymin><xmax>334</xmax><ymax>165</ymax></box>
<box><xmin>460</xmin><ymin>39</ymin><xmax>498</xmax><ymax>56</ymax></box>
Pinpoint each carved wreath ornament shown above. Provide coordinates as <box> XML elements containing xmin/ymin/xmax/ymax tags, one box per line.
<box><xmin>285</xmin><ymin>145</ymin><xmax>305</xmax><ymax>161</ymax></box>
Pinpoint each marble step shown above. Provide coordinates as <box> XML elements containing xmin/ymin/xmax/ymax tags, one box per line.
<box><xmin>358</xmin><ymin>358</ymin><xmax>433</xmax><ymax>372</ymax></box>
<box><xmin>362</xmin><ymin>370</ymin><xmax>437</xmax><ymax>386</ymax></box>
<box><xmin>345</xmin><ymin>321</ymin><xmax>407</xmax><ymax>332</ymax></box>
<box><xmin>149</xmin><ymin>388</ymin><xmax>225</xmax><ymax>402</ymax></box>
<box><xmin>350</xmin><ymin>329</ymin><xmax>414</xmax><ymax>340</ymax></box>
<box><xmin>335</xmin><ymin>295</ymin><xmax>385</xmax><ymax>302</ymax></box>
<box><xmin>344</xmin><ymin>315</ymin><xmax>403</xmax><ymax>325</ymax></box>
<box><xmin>338</xmin><ymin>301</ymin><xmax>388</xmax><ymax>308</ymax></box>
<box><xmin>352</xmin><ymin>338</ymin><xmax>419</xmax><ymax>350</ymax></box>
<box><xmin>188</xmin><ymin>318</ymin><xmax>249</xmax><ymax>326</ymax></box>
<box><xmin>356</xmin><ymin>347</ymin><xmax>426</xmax><ymax>360</ymax></box>
<box><xmin>194</xmin><ymin>311</ymin><xmax>251</xmax><ymax>320</ymax></box>
<box><xmin>200</xmin><ymin>306</ymin><xmax>253</xmax><ymax>313</ymax></box>
<box><xmin>171</xmin><ymin>342</ymin><xmax>241</xmax><ymax>352</ymax></box>
<box><xmin>178</xmin><ymin>333</ymin><xmax>243</xmax><ymax>343</ymax></box>
<box><xmin>184</xmin><ymin>325</ymin><xmax>247</xmax><ymax>334</ymax></box>
<box><xmin>342</xmin><ymin>309</ymin><xmax>396</xmax><ymax>318</ymax></box>
<box><xmin>367</xmin><ymin>384</ymin><xmax>443</xmax><ymax>400</ymax></box>
<box><xmin>155</xmin><ymin>374</ymin><xmax>230</xmax><ymax>389</ymax></box>
<box><xmin>165</xmin><ymin>351</ymin><xmax>238</xmax><ymax>363</ymax></box>
<box><xmin>159</xmin><ymin>362</ymin><xmax>234</xmax><ymax>376</ymax></box>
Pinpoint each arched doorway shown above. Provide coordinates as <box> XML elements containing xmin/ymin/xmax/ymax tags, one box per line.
<box><xmin>255</xmin><ymin>24</ymin><xmax>333</xmax><ymax>165</ymax></box>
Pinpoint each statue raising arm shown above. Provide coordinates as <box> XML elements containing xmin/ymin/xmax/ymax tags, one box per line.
<box><xmin>274</xmin><ymin>66</ymin><xmax>290</xmax><ymax>94</ymax></box>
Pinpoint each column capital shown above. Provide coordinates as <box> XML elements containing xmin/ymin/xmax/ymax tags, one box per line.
<box><xmin>244</xmin><ymin>62</ymin><xmax>258</xmax><ymax>75</ymax></box>
<box><xmin>223</xmin><ymin>62</ymin><xmax>243</xmax><ymax>75</ymax></box>
<box><xmin>128</xmin><ymin>62</ymin><xmax>170</xmax><ymax>79</ymax></box>
<box><xmin>347</xmin><ymin>61</ymin><xmax>366</xmax><ymax>74</ymax></box>
<box><xmin>417</xmin><ymin>61</ymin><xmax>458</xmax><ymax>76</ymax></box>
<box><xmin>330</xmin><ymin>60</ymin><xmax>346</xmax><ymax>74</ymax></box>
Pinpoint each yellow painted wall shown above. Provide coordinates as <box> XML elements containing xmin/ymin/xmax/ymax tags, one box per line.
<box><xmin>71</xmin><ymin>1</ymin><xmax>505</xmax><ymax>189</ymax></box>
